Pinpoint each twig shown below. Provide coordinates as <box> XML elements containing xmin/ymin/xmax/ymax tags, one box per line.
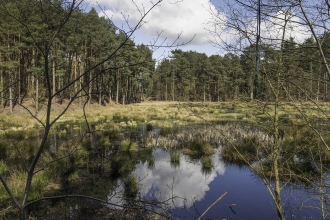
<box><xmin>198</xmin><ymin>190</ymin><xmax>228</xmax><ymax>220</ymax></box>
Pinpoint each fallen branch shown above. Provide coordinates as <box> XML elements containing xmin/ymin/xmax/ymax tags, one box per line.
<box><xmin>198</xmin><ymin>190</ymin><xmax>229</xmax><ymax>220</ymax></box>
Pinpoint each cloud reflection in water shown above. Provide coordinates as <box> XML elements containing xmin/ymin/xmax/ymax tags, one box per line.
<box><xmin>134</xmin><ymin>148</ymin><xmax>225</xmax><ymax>208</ymax></box>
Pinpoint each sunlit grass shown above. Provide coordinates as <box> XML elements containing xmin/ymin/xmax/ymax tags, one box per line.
<box><xmin>120</xmin><ymin>139</ymin><xmax>138</xmax><ymax>152</ymax></box>
<box><xmin>0</xmin><ymin>169</ymin><xmax>53</xmax><ymax>201</ymax></box>
<box><xmin>3</xmin><ymin>101</ymin><xmax>330</xmax><ymax>131</ymax></box>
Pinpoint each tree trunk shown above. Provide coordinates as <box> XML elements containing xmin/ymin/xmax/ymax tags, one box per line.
<box><xmin>203</xmin><ymin>84</ymin><xmax>206</xmax><ymax>103</ymax></box>
<box><xmin>52</xmin><ymin>59</ymin><xmax>56</xmax><ymax>111</ymax></box>
<box><xmin>116</xmin><ymin>69</ymin><xmax>119</xmax><ymax>104</ymax></box>
<box><xmin>79</xmin><ymin>57</ymin><xmax>84</xmax><ymax>108</ymax></box>
<box><xmin>109</xmin><ymin>87</ymin><xmax>112</xmax><ymax>104</ymax></box>
<box><xmin>273</xmin><ymin>97</ymin><xmax>284</xmax><ymax>220</ymax></box>
<box><xmin>88</xmin><ymin>70</ymin><xmax>92</xmax><ymax>106</ymax></box>
<box><xmin>9</xmin><ymin>72</ymin><xmax>12</xmax><ymax>113</ymax></box>
<box><xmin>36</xmin><ymin>77</ymin><xmax>39</xmax><ymax>114</ymax></box>
<box><xmin>18</xmin><ymin>61</ymin><xmax>21</xmax><ymax>105</ymax></box>
<box><xmin>0</xmin><ymin>71</ymin><xmax>3</xmax><ymax>108</ymax></box>
<box><xmin>172</xmin><ymin>71</ymin><xmax>174</xmax><ymax>101</ymax></box>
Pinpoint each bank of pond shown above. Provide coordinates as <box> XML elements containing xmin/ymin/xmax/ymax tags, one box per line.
<box><xmin>0</xmin><ymin>119</ymin><xmax>329</xmax><ymax>219</ymax></box>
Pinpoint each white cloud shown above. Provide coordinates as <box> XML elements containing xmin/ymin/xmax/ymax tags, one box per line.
<box><xmin>93</xmin><ymin>0</ymin><xmax>220</xmax><ymax>46</ymax></box>
<box><xmin>261</xmin><ymin>10</ymin><xmax>310</xmax><ymax>44</ymax></box>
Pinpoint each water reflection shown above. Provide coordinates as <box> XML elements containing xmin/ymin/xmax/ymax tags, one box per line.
<box><xmin>134</xmin><ymin>148</ymin><xmax>225</xmax><ymax>208</ymax></box>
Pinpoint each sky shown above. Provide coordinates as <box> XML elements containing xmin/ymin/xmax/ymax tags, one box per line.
<box><xmin>86</xmin><ymin>0</ymin><xmax>222</xmax><ymax>60</ymax></box>
<box><xmin>86</xmin><ymin>0</ymin><xmax>312</xmax><ymax>60</ymax></box>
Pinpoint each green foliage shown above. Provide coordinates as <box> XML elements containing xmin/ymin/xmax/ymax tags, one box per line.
<box><xmin>182</xmin><ymin>139</ymin><xmax>213</xmax><ymax>158</ymax></box>
<box><xmin>201</xmin><ymin>156</ymin><xmax>213</xmax><ymax>169</ymax></box>
<box><xmin>170</xmin><ymin>152</ymin><xmax>180</xmax><ymax>165</ymax></box>
<box><xmin>120</xmin><ymin>139</ymin><xmax>138</xmax><ymax>152</ymax></box>
<box><xmin>98</xmin><ymin>137</ymin><xmax>110</xmax><ymax>149</ymax></box>
<box><xmin>0</xmin><ymin>160</ymin><xmax>7</xmax><ymax>174</ymax></box>
<box><xmin>221</xmin><ymin>136</ymin><xmax>260</xmax><ymax>164</ymax></box>
<box><xmin>110</xmin><ymin>154</ymin><xmax>135</xmax><ymax>177</ymax></box>
<box><xmin>123</xmin><ymin>175</ymin><xmax>139</xmax><ymax>198</ymax></box>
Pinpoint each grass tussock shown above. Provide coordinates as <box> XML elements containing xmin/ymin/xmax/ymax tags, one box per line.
<box><xmin>170</xmin><ymin>152</ymin><xmax>180</xmax><ymax>164</ymax></box>
<box><xmin>0</xmin><ymin>160</ymin><xmax>7</xmax><ymax>174</ymax></box>
<box><xmin>121</xmin><ymin>139</ymin><xmax>138</xmax><ymax>152</ymax></box>
<box><xmin>182</xmin><ymin>139</ymin><xmax>213</xmax><ymax>158</ymax></box>
<box><xmin>221</xmin><ymin>136</ymin><xmax>260</xmax><ymax>164</ymax></box>
<box><xmin>123</xmin><ymin>174</ymin><xmax>139</xmax><ymax>198</ymax></box>
<box><xmin>201</xmin><ymin>156</ymin><xmax>213</xmax><ymax>169</ymax></box>
<box><xmin>0</xmin><ymin>169</ymin><xmax>53</xmax><ymax>202</ymax></box>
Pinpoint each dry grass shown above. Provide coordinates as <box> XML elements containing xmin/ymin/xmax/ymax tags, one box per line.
<box><xmin>1</xmin><ymin>100</ymin><xmax>329</xmax><ymax>132</ymax></box>
<box><xmin>0</xmin><ymin>169</ymin><xmax>53</xmax><ymax>202</ymax></box>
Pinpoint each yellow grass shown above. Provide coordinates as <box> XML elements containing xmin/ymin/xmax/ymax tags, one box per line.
<box><xmin>1</xmin><ymin>100</ymin><xmax>329</xmax><ymax>130</ymax></box>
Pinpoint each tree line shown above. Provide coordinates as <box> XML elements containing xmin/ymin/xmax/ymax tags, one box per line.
<box><xmin>0</xmin><ymin>0</ymin><xmax>155</xmax><ymax>114</ymax></box>
<box><xmin>152</xmin><ymin>34</ymin><xmax>330</xmax><ymax>102</ymax></box>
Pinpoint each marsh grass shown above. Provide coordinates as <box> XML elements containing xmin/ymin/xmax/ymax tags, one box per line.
<box><xmin>201</xmin><ymin>156</ymin><xmax>212</xmax><ymax>169</ymax></box>
<box><xmin>170</xmin><ymin>152</ymin><xmax>180</xmax><ymax>166</ymax></box>
<box><xmin>98</xmin><ymin>136</ymin><xmax>110</xmax><ymax>149</ymax></box>
<box><xmin>147</xmin><ymin>156</ymin><xmax>155</xmax><ymax>169</ymax></box>
<box><xmin>221</xmin><ymin>136</ymin><xmax>260</xmax><ymax>163</ymax></box>
<box><xmin>182</xmin><ymin>140</ymin><xmax>213</xmax><ymax>158</ymax></box>
<box><xmin>110</xmin><ymin>155</ymin><xmax>135</xmax><ymax>177</ymax></box>
<box><xmin>0</xmin><ymin>160</ymin><xmax>7</xmax><ymax>174</ymax></box>
<box><xmin>0</xmin><ymin>140</ymin><xmax>8</xmax><ymax>158</ymax></box>
<box><xmin>201</xmin><ymin>156</ymin><xmax>213</xmax><ymax>175</ymax></box>
<box><xmin>123</xmin><ymin>174</ymin><xmax>139</xmax><ymax>198</ymax></box>
<box><xmin>121</xmin><ymin>139</ymin><xmax>138</xmax><ymax>152</ymax></box>
<box><xmin>7</xmin><ymin>140</ymin><xmax>38</xmax><ymax>160</ymax></box>
<box><xmin>0</xmin><ymin>169</ymin><xmax>52</xmax><ymax>201</ymax></box>
<box><xmin>68</xmin><ymin>170</ymin><xmax>79</xmax><ymax>181</ymax></box>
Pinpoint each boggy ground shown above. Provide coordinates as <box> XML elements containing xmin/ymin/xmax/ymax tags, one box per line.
<box><xmin>1</xmin><ymin>99</ymin><xmax>329</xmax><ymax>130</ymax></box>
<box><xmin>1</xmin><ymin>99</ymin><xmax>330</xmax><ymax>219</ymax></box>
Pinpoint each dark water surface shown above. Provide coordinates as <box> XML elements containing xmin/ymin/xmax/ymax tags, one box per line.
<box><xmin>133</xmin><ymin>149</ymin><xmax>321</xmax><ymax>220</ymax></box>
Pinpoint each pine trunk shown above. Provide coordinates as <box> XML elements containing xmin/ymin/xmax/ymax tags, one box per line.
<box><xmin>9</xmin><ymin>72</ymin><xmax>12</xmax><ymax>113</ymax></box>
<box><xmin>52</xmin><ymin>59</ymin><xmax>56</xmax><ymax>111</ymax></box>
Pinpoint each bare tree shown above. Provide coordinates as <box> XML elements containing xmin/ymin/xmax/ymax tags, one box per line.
<box><xmin>207</xmin><ymin>0</ymin><xmax>330</xmax><ymax>219</ymax></box>
<box><xmin>0</xmin><ymin>0</ymin><xmax>192</xmax><ymax>219</ymax></box>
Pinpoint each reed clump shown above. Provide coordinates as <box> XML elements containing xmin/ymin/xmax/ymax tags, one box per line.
<box><xmin>182</xmin><ymin>139</ymin><xmax>213</xmax><ymax>158</ymax></box>
<box><xmin>121</xmin><ymin>139</ymin><xmax>138</xmax><ymax>152</ymax></box>
<box><xmin>170</xmin><ymin>152</ymin><xmax>180</xmax><ymax>164</ymax></box>
<box><xmin>123</xmin><ymin>174</ymin><xmax>139</xmax><ymax>198</ymax></box>
<box><xmin>221</xmin><ymin>136</ymin><xmax>261</xmax><ymax>163</ymax></box>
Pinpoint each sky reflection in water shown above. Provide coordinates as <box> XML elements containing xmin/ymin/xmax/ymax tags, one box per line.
<box><xmin>134</xmin><ymin>149</ymin><xmax>322</xmax><ymax>220</ymax></box>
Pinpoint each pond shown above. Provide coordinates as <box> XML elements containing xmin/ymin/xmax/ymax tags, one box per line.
<box><xmin>0</xmin><ymin>121</ymin><xmax>327</xmax><ymax>219</ymax></box>
<box><xmin>108</xmin><ymin>148</ymin><xmax>322</xmax><ymax>219</ymax></box>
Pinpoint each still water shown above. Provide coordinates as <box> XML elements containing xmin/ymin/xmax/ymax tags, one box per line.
<box><xmin>130</xmin><ymin>148</ymin><xmax>321</xmax><ymax>220</ymax></box>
